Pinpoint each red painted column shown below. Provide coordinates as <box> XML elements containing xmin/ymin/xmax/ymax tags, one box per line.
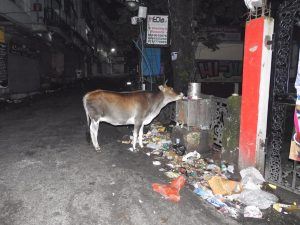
<box><xmin>239</xmin><ymin>17</ymin><xmax>274</xmax><ymax>170</ymax></box>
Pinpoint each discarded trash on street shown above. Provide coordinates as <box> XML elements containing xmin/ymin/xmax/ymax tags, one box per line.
<box><xmin>123</xmin><ymin>122</ymin><xmax>283</xmax><ymax>219</ymax></box>
<box><xmin>152</xmin><ymin>161</ymin><xmax>161</xmax><ymax>166</ymax></box>
<box><xmin>164</xmin><ymin>171</ymin><xmax>180</xmax><ymax>179</ymax></box>
<box><xmin>166</xmin><ymin>163</ymin><xmax>175</xmax><ymax>169</ymax></box>
<box><xmin>273</xmin><ymin>202</ymin><xmax>300</xmax><ymax>214</ymax></box>
<box><xmin>267</xmin><ymin>183</ymin><xmax>277</xmax><ymax>190</ymax></box>
<box><xmin>243</xmin><ymin>205</ymin><xmax>263</xmax><ymax>219</ymax></box>
<box><xmin>208</xmin><ymin>176</ymin><xmax>242</xmax><ymax>195</ymax></box>
<box><xmin>238</xmin><ymin>189</ymin><xmax>278</xmax><ymax>209</ymax></box>
<box><xmin>194</xmin><ymin>186</ymin><xmax>214</xmax><ymax>199</ymax></box>
<box><xmin>238</xmin><ymin>167</ymin><xmax>278</xmax><ymax>209</ymax></box>
<box><xmin>147</xmin><ymin>143</ymin><xmax>161</xmax><ymax>150</ymax></box>
<box><xmin>173</xmin><ymin>140</ymin><xmax>186</xmax><ymax>156</ymax></box>
<box><xmin>227</xmin><ymin>165</ymin><xmax>234</xmax><ymax>174</ymax></box>
<box><xmin>206</xmin><ymin>196</ymin><xmax>227</xmax><ymax>208</ymax></box>
<box><xmin>182</xmin><ymin>151</ymin><xmax>201</xmax><ymax>163</ymax></box>
<box><xmin>152</xmin><ymin>176</ymin><xmax>186</xmax><ymax>202</ymax></box>
<box><xmin>240</xmin><ymin>167</ymin><xmax>265</xmax><ymax>190</ymax></box>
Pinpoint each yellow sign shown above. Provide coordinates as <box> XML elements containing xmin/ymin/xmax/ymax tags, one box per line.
<box><xmin>0</xmin><ymin>26</ymin><xmax>4</xmax><ymax>43</ymax></box>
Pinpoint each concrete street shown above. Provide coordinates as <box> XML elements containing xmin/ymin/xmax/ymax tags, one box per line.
<box><xmin>0</xmin><ymin>86</ymin><xmax>238</xmax><ymax>225</ymax></box>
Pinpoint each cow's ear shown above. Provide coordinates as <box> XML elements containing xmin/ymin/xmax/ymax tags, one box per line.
<box><xmin>158</xmin><ymin>85</ymin><xmax>165</xmax><ymax>91</ymax></box>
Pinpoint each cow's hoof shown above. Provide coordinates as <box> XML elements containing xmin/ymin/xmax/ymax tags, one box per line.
<box><xmin>128</xmin><ymin>147</ymin><xmax>138</xmax><ymax>152</ymax></box>
<box><xmin>134</xmin><ymin>148</ymin><xmax>139</xmax><ymax>152</ymax></box>
<box><xmin>95</xmin><ymin>147</ymin><xmax>101</xmax><ymax>152</ymax></box>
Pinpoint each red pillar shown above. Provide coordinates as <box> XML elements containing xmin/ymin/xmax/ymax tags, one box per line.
<box><xmin>239</xmin><ymin>17</ymin><xmax>274</xmax><ymax>171</ymax></box>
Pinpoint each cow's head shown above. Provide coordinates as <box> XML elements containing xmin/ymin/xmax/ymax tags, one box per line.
<box><xmin>158</xmin><ymin>84</ymin><xmax>184</xmax><ymax>102</ymax></box>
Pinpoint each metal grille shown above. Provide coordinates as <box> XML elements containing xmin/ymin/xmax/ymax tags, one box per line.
<box><xmin>266</xmin><ymin>0</ymin><xmax>300</xmax><ymax>194</ymax></box>
<box><xmin>211</xmin><ymin>97</ymin><xmax>228</xmax><ymax>148</ymax></box>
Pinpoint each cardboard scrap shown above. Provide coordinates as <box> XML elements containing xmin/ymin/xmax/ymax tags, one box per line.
<box><xmin>208</xmin><ymin>176</ymin><xmax>242</xmax><ymax>195</ymax></box>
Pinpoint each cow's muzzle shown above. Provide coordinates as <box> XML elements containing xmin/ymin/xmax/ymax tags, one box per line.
<box><xmin>179</xmin><ymin>93</ymin><xmax>184</xmax><ymax>99</ymax></box>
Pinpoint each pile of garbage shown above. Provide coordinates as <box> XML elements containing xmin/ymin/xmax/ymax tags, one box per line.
<box><xmin>121</xmin><ymin>122</ymin><xmax>299</xmax><ymax>219</ymax></box>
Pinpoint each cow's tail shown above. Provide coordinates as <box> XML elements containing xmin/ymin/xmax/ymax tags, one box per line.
<box><xmin>83</xmin><ymin>95</ymin><xmax>91</xmax><ymax>143</ymax></box>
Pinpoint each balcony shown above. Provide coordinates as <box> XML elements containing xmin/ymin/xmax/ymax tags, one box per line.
<box><xmin>0</xmin><ymin>0</ymin><xmax>46</xmax><ymax>31</ymax></box>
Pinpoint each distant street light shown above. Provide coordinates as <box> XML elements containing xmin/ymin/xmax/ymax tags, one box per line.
<box><xmin>110</xmin><ymin>48</ymin><xmax>116</xmax><ymax>53</ymax></box>
<box><xmin>125</xmin><ymin>0</ymin><xmax>140</xmax><ymax>11</ymax></box>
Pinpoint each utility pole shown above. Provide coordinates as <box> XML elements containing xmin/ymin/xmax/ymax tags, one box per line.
<box><xmin>169</xmin><ymin>0</ymin><xmax>194</xmax><ymax>93</ymax></box>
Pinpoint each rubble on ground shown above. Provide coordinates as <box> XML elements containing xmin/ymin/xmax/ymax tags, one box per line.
<box><xmin>121</xmin><ymin>122</ymin><xmax>299</xmax><ymax>219</ymax></box>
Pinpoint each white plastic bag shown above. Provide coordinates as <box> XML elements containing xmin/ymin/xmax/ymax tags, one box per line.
<box><xmin>238</xmin><ymin>189</ymin><xmax>278</xmax><ymax>209</ymax></box>
<box><xmin>244</xmin><ymin>206</ymin><xmax>262</xmax><ymax>218</ymax></box>
<box><xmin>182</xmin><ymin>151</ymin><xmax>200</xmax><ymax>162</ymax></box>
<box><xmin>240</xmin><ymin>167</ymin><xmax>265</xmax><ymax>190</ymax></box>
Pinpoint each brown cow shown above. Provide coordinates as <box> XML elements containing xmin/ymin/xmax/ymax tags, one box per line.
<box><xmin>83</xmin><ymin>85</ymin><xmax>183</xmax><ymax>151</ymax></box>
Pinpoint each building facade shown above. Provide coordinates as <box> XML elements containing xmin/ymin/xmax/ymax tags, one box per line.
<box><xmin>0</xmin><ymin>0</ymin><xmax>115</xmax><ymax>98</ymax></box>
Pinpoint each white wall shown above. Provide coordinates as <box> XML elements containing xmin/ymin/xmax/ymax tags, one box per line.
<box><xmin>195</xmin><ymin>42</ymin><xmax>243</xmax><ymax>61</ymax></box>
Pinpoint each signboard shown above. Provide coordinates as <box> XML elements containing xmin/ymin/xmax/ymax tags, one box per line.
<box><xmin>0</xmin><ymin>27</ymin><xmax>5</xmax><ymax>43</ymax></box>
<box><xmin>196</xmin><ymin>60</ymin><xmax>242</xmax><ymax>82</ymax></box>
<box><xmin>146</xmin><ymin>15</ymin><xmax>168</xmax><ymax>46</ymax></box>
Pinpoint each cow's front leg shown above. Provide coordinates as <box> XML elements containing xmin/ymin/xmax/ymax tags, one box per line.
<box><xmin>138</xmin><ymin>124</ymin><xmax>144</xmax><ymax>148</ymax></box>
<box><xmin>90</xmin><ymin>119</ymin><xmax>101</xmax><ymax>151</ymax></box>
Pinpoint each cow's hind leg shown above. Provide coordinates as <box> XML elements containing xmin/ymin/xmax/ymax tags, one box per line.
<box><xmin>90</xmin><ymin>119</ymin><xmax>101</xmax><ymax>151</ymax></box>
<box><xmin>132</xmin><ymin>123</ymin><xmax>142</xmax><ymax>151</ymax></box>
<box><xmin>138</xmin><ymin>124</ymin><xmax>144</xmax><ymax>148</ymax></box>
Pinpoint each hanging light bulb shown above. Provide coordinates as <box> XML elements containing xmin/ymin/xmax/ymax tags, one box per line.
<box><xmin>244</xmin><ymin>0</ymin><xmax>263</xmax><ymax>12</ymax></box>
<box><xmin>125</xmin><ymin>0</ymin><xmax>140</xmax><ymax>11</ymax></box>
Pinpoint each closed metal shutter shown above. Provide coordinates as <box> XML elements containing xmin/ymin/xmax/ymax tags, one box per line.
<box><xmin>0</xmin><ymin>43</ymin><xmax>7</xmax><ymax>81</ymax></box>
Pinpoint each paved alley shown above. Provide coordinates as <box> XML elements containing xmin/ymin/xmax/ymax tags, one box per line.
<box><xmin>0</xmin><ymin>88</ymin><xmax>238</xmax><ymax>225</ymax></box>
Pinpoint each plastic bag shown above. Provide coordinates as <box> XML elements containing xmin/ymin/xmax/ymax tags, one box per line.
<box><xmin>164</xmin><ymin>171</ymin><xmax>180</xmax><ymax>179</ymax></box>
<box><xmin>240</xmin><ymin>167</ymin><xmax>265</xmax><ymax>190</ymax></box>
<box><xmin>182</xmin><ymin>151</ymin><xmax>200</xmax><ymax>162</ymax></box>
<box><xmin>244</xmin><ymin>206</ymin><xmax>262</xmax><ymax>218</ymax></box>
<box><xmin>238</xmin><ymin>189</ymin><xmax>278</xmax><ymax>209</ymax></box>
<box><xmin>194</xmin><ymin>187</ymin><xmax>214</xmax><ymax>199</ymax></box>
<box><xmin>206</xmin><ymin>196</ymin><xmax>227</xmax><ymax>208</ymax></box>
<box><xmin>152</xmin><ymin>176</ymin><xmax>186</xmax><ymax>202</ymax></box>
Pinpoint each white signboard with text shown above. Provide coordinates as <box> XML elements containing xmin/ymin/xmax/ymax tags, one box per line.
<box><xmin>146</xmin><ymin>15</ymin><xmax>168</xmax><ymax>46</ymax></box>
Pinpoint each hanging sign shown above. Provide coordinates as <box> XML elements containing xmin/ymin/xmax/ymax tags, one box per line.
<box><xmin>146</xmin><ymin>15</ymin><xmax>169</xmax><ymax>46</ymax></box>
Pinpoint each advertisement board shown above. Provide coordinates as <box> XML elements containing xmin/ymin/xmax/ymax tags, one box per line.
<box><xmin>146</xmin><ymin>15</ymin><xmax>168</xmax><ymax>47</ymax></box>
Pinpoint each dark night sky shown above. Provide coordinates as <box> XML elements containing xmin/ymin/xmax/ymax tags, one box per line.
<box><xmin>97</xmin><ymin>0</ymin><xmax>126</xmax><ymax>21</ymax></box>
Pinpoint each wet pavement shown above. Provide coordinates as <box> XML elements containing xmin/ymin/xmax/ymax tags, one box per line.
<box><xmin>0</xmin><ymin>86</ymin><xmax>238</xmax><ymax>225</ymax></box>
<box><xmin>0</xmin><ymin>81</ymin><xmax>299</xmax><ymax>225</ymax></box>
